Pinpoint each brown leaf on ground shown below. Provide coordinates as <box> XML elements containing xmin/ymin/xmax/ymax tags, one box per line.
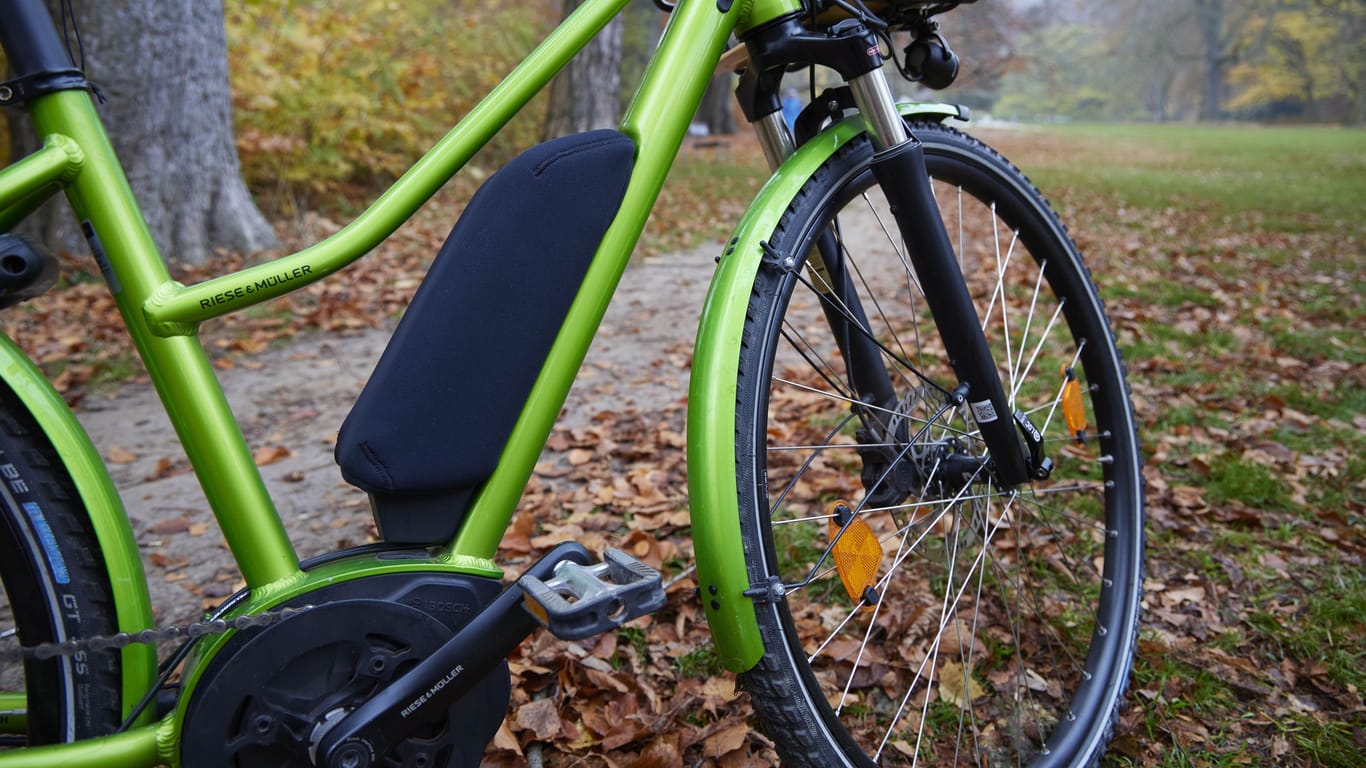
<box><xmin>514</xmin><ymin>698</ymin><xmax>561</xmax><ymax>741</ymax></box>
<box><xmin>107</xmin><ymin>446</ymin><xmax>138</xmax><ymax>463</ymax></box>
<box><xmin>148</xmin><ymin>516</ymin><xmax>190</xmax><ymax>536</ymax></box>
<box><xmin>253</xmin><ymin>444</ymin><xmax>292</xmax><ymax>466</ymax></box>
<box><xmin>703</xmin><ymin>723</ymin><xmax>749</xmax><ymax>759</ymax></box>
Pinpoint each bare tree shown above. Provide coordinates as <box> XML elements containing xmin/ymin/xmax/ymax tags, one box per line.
<box><xmin>13</xmin><ymin>0</ymin><xmax>274</xmax><ymax>264</ymax></box>
<box><xmin>1106</xmin><ymin>0</ymin><xmax>1203</xmax><ymax>121</ymax></box>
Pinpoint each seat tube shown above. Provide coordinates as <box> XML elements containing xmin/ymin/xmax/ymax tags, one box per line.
<box><xmin>22</xmin><ymin>85</ymin><xmax>303</xmax><ymax>587</ymax></box>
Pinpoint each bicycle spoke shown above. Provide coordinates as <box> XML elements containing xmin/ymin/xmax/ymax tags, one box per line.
<box><xmin>768</xmin><ymin>412</ymin><xmax>860</xmax><ymax>519</ymax></box>
<box><xmin>844</xmin><ymin>204</ymin><xmax>924</xmax><ymax>382</ymax></box>
<box><xmin>1009</xmin><ymin>258</ymin><xmax>1052</xmax><ymax>402</ymax></box>
<box><xmin>781</xmin><ymin>323</ymin><xmax>856</xmax><ymax>402</ymax></box>
<box><xmin>771</xmin><ymin>376</ymin><xmax>906</xmax><ymax>423</ymax></box>
<box><xmin>1010</xmin><ymin>301</ymin><xmax>1069</xmax><ymax>407</ymax></box>
<box><xmin>739</xmin><ymin>125</ymin><xmax>1141</xmax><ymax>768</ymax></box>
<box><xmin>876</xmin><ymin>493</ymin><xmax>1016</xmax><ymax>762</ymax></box>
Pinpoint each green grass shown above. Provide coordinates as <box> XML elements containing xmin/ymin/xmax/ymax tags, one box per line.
<box><xmin>674</xmin><ymin>644</ymin><xmax>726</xmax><ymax>679</ymax></box>
<box><xmin>979</xmin><ymin>123</ymin><xmax>1366</xmax><ymax>766</ymax></box>
<box><xmin>999</xmin><ymin>123</ymin><xmax>1366</xmax><ymax>230</ymax></box>
<box><xmin>1203</xmin><ymin>455</ymin><xmax>1293</xmax><ymax>511</ymax></box>
<box><xmin>614</xmin><ymin>625</ymin><xmax>649</xmax><ymax>671</ymax></box>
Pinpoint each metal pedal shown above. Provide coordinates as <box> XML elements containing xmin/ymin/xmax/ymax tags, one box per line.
<box><xmin>518</xmin><ymin>549</ymin><xmax>666</xmax><ymax>640</ymax></box>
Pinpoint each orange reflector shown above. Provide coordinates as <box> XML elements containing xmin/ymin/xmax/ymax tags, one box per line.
<box><xmin>828</xmin><ymin>501</ymin><xmax>883</xmax><ymax>605</ymax></box>
<box><xmin>1061</xmin><ymin>366</ymin><xmax>1087</xmax><ymax>441</ymax></box>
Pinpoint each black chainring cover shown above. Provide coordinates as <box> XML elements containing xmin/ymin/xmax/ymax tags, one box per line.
<box><xmin>180</xmin><ymin>572</ymin><xmax>508</xmax><ymax>768</ymax></box>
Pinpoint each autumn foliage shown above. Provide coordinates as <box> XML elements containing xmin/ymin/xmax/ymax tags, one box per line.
<box><xmin>225</xmin><ymin>0</ymin><xmax>559</xmax><ymax>212</ymax></box>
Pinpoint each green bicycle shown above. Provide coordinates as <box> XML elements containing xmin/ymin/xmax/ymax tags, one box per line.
<box><xmin>0</xmin><ymin>0</ymin><xmax>1144</xmax><ymax>765</ymax></box>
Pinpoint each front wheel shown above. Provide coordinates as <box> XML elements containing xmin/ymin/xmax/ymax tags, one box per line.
<box><xmin>734</xmin><ymin>122</ymin><xmax>1144</xmax><ymax>766</ymax></box>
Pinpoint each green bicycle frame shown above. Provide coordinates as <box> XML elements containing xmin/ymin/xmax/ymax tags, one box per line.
<box><xmin>0</xmin><ymin>0</ymin><xmax>823</xmax><ymax>763</ymax></box>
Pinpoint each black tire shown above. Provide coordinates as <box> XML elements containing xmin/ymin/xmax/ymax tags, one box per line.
<box><xmin>734</xmin><ymin>122</ymin><xmax>1144</xmax><ymax>767</ymax></box>
<box><xmin>0</xmin><ymin>383</ymin><xmax>123</xmax><ymax>747</ymax></box>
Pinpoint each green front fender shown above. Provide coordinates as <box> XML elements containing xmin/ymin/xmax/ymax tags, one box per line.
<box><xmin>0</xmin><ymin>335</ymin><xmax>157</xmax><ymax>722</ymax></box>
<box><xmin>687</xmin><ymin>102</ymin><xmax>962</xmax><ymax>673</ymax></box>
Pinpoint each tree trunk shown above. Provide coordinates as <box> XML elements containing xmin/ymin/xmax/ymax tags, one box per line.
<box><xmin>543</xmin><ymin>0</ymin><xmax>624</xmax><ymax>137</ymax></box>
<box><xmin>14</xmin><ymin>0</ymin><xmax>274</xmax><ymax>264</ymax></box>
<box><xmin>1194</xmin><ymin>0</ymin><xmax>1228</xmax><ymax>120</ymax></box>
<box><xmin>697</xmin><ymin>74</ymin><xmax>737</xmax><ymax>135</ymax></box>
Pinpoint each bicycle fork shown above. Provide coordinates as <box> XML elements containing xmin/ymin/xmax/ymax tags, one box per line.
<box><xmin>744</xmin><ymin>25</ymin><xmax>1047</xmax><ymax>489</ymax></box>
<box><xmin>852</xmin><ymin>70</ymin><xmax>1046</xmax><ymax>488</ymax></box>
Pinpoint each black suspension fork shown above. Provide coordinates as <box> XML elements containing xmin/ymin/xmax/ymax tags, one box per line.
<box><xmin>740</xmin><ymin>15</ymin><xmax>1041</xmax><ymax>488</ymax></box>
<box><xmin>744</xmin><ymin>23</ymin><xmax>901</xmax><ymax>430</ymax></box>
<box><xmin>847</xmin><ymin>69</ymin><xmax>1037</xmax><ymax>487</ymax></box>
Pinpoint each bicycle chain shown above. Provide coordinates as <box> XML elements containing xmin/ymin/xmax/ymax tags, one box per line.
<box><xmin>17</xmin><ymin>604</ymin><xmax>314</xmax><ymax>660</ymax></box>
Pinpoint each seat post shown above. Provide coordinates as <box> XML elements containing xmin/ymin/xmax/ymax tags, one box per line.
<box><xmin>0</xmin><ymin>0</ymin><xmax>90</xmax><ymax>106</ymax></box>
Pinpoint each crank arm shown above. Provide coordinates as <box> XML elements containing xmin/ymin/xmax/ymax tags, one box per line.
<box><xmin>312</xmin><ymin>542</ymin><xmax>588</xmax><ymax>767</ymax></box>
<box><xmin>313</xmin><ymin>542</ymin><xmax>664</xmax><ymax>768</ymax></box>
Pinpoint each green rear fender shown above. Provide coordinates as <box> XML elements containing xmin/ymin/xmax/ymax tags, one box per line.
<box><xmin>0</xmin><ymin>335</ymin><xmax>157</xmax><ymax>722</ymax></box>
<box><xmin>688</xmin><ymin>103</ymin><xmax>961</xmax><ymax>673</ymax></box>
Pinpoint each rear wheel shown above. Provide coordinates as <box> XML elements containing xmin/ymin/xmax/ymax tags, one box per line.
<box><xmin>734</xmin><ymin>122</ymin><xmax>1144</xmax><ymax>766</ymax></box>
<box><xmin>0</xmin><ymin>383</ymin><xmax>123</xmax><ymax>747</ymax></box>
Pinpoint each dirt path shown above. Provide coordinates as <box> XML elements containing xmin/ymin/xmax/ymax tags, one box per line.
<box><xmin>73</xmin><ymin>244</ymin><xmax>719</xmax><ymax>628</ymax></box>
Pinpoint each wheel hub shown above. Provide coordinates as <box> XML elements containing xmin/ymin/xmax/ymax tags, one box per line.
<box><xmin>855</xmin><ymin>388</ymin><xmax>989</xmax><ymax>508</ymax></box>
